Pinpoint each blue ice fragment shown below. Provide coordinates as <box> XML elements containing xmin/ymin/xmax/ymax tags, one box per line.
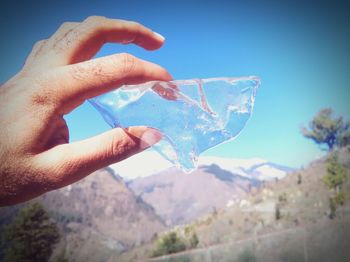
<box><xmin>89</xmin><ymin>76</ymin><xmax>260</xmax><ymax>172</ymax></box>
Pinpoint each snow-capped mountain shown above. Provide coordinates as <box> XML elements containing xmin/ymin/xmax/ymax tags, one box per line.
<box><xmin>110</xmin><ymin>150</ymin><xmax>295</xmax><ymax>226</ymax></box>
<box><xmin>198</xmin><ymin>156</ymin><xmax>294</xmax><ymax>181</ymax></box>
<box><xmin>110</xmin><ymin>150</ymin><xmax>294</xmax><ymax>181</ymax></box>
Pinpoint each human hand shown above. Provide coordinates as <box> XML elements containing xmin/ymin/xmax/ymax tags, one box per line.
<box><xmin>0</xmin><ymin>16</ymin><xmax>172</xmax><ymax>206</ymax></box>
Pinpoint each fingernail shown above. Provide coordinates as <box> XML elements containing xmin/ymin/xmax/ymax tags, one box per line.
<box><xmin>140</xmin><ymin>128</ymin><xmax>163</xmax><ymax>149</ymax></box>
<box><xmin>153</xmin><ymin>31</ymin><xmax>165</xmax><ymax>42</ymax></box>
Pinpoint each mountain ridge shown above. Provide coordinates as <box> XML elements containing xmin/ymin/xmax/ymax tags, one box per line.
<box><xmin>110</xmin><ymin>151</ymin><xmax>294</xmax><ymax>180</ymax></box>
<box><xmin>127</xmin><ymin>157</ymin><xmax>293</xmax><ymax>226</ymax></box>
<box><xmin>0</xmin><ymin>167</ymin><xmax>166</xmax><ymax>261</ymax></box>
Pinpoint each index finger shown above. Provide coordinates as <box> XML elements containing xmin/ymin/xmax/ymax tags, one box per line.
<box><xmin>50</xmin><ymin>16</ymin><xmax>165</xmax><ymax>64</ymax></box>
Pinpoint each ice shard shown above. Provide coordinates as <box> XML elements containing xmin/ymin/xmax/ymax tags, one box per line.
<box><xmin>89</xmin><ymin>76</ymin><xmax>260</xmax><ymax>172</ymax></box>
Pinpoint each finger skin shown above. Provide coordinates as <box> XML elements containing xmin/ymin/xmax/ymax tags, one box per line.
<box><xmin>32</xmin><ymin>127</ymin><xmax>162</xmax><ymax>190</ymax></box>
<box><xmin>22</xmin><ymin>17</ymin><xmax>166</xmax><ymax>70</ymax></box>
<box><xmin>51</xmin><ymin>16</ymin><xmax>166</xmax><ymax>64</ymax></box>
<box><xmin>53</xmin><ymin>53</ymin><xmax>172</xmax><ymax>113</ymax></box>
<box><xmin>0</xmin><ymin>127</ymin><xmax>161</xmax><ymax>206</ymax></box>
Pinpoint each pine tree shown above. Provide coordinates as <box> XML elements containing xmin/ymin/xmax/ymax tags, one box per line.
<box><xmin>301</xmin><ymin>108</ymin><xmax>350</xmax><ymax>151</ymax></box>
<box><xmin>323</xmin><ymin>154</ymin><xmax>348</xmax><ymax>218</ymax></box>
<box><xmin>2</xmin><ymin>202</ymin><xmax>60</xmax><ymax>262</ymax></box>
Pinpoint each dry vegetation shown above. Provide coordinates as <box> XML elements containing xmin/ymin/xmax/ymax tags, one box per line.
<box><xmin>119</xmin><ymin>147</ymin><xmax>350</xmax><ymax>261</ymax></box>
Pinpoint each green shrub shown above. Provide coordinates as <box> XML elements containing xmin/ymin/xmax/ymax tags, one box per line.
<box><xmin>323</xmin><ymin>154</ymin><xmax>347</xmax><ymax>190</ymax></box>
<box><xmin>152</xmin><ymin>232</ymin><xmax>186</xmax><ymax>257</ymax></box>
<box><xmin>2</xmin><ymin>202</ymin><xmax>60</xmax><ymax>262</ymax></box>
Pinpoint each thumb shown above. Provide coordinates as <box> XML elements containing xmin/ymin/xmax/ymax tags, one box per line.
<box><xmin>34</xmin><ymin>126</ymin><xmax>162</xmax><ymax>188</ymax></box>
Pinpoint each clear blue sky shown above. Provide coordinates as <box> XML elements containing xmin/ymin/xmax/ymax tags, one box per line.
<box><xmin>1</xmin><ymin>0</ymin><xmax>349</xmax><ymax>168</ymax></box>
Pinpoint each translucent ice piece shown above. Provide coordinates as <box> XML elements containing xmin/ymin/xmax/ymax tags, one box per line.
<box><xmin>89</xmin><ymin>76</ymin><xmax>260</xmax><ymax>172</ymax></box>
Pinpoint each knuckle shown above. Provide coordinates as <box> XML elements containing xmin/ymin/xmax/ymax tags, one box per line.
<box><xmin>52</xmin><ymin>22</ymin><xmax>75</xmax><ymax>40</ymax></box>
<box><xmin>128</xmin><ymin>21</ymin><xmax>142</xmax><ymax>29</ymax></box>
<box><xmin>110</xmin><ymin>138</ymin><xmax>122</xmax><ymax>158</ymax></box>
<box><xmin>51</xmin><ymin>22</ymin><xmax>78</xmax><ymax>51</ymax></box>
<box><xmin>124</xmin><ymin>21</ymin><xmax>142</xmax><ymax>38</ymax></box>
<box><xmin>118</xmin><ymin>53</ymin><xmax>137</xmax><ymax>75</ymax></box>
<box><xmin>109</xmin><ymin>134</ymin><xmax>134</xmax><ymax>160</ymax></box>
<box><xmin>79</xmin><ymin>16</ymin><xmax>108</xmax><ymax>39</ymax></box>
<box><xmin>55</xmin><ymin>31</ymin><xmax>79</xmax><ymax>52</ymax></box>
<box><xmin>34</xmin><ymin>39</ymin><xmax>47</xmax><ymax>48</ymax></box>
<box><xmin>71</xmin><ymin>60</ymin><xmax>106</xmax><ymax>84</ymax></box>
<box><xmin>70</xmin><ymin>62</ymin><xmax>90</xmax><ymax>81</ymax></box>
<box><xmin>31</xmin><ymin>39</ymin><xmax>47</xmax><ymax>54</ymax></box>
<box><xmin>57</xmin><ymin>22</ymin><xmax>70</xmax><ymax>31</ymax></box>
<box><xmin>84</xmin><ymin>15</ymin><xmax>107</xmax><ymax>26</ymax></box>
<box><xmin>60</xmin><ymin>21</ymin><xmax>76</xmax><ymax>29</ymax></box>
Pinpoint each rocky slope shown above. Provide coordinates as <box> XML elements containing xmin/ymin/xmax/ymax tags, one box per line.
<box><xmin>128</xmin><ymin>159</ymin><xmax>292</xmax><ymax>226</ymax></box>
<box><xmin>120</xmin><ymin>147</ymin><xmax>350</xmax><ymax>261</ymax></box>
<box><xmin>128</xmin><ymin>165</ymin><xmax>256</xmax><ymax>226</ymax></box>
<box><xmin>0</xmin><ymin>168</ymin><xmax>165</xmax><ymax>261</ymax></box>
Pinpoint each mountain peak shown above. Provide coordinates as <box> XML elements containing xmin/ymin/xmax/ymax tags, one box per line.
<box><xmin>109</xmin><ymin>150</ymin><xmax>286</xmax><ymax>180</ymax></box>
